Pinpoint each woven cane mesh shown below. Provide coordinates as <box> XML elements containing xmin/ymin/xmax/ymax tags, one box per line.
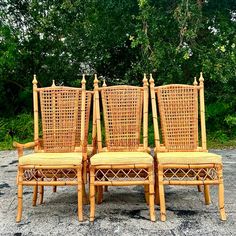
<box><xmin>157</xmin><ymin>85</ymin><xmax>198</xmax><ymax>151</ymax></box>
<box><xmin>75</xmin><ymin>92</ymin><xmax>92</xmax><ymax>146</ymax></box>
<box><xmin>39</xmin><ymin>88</ymin><xmax>80</xmax><ymax>152</ymax></box>
<box><xmin>101</xmin><ymin>86</ymin><xmax>143</xmax><ymax>151</ymax></box>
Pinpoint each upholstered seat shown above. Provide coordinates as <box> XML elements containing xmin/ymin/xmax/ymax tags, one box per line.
<box><xmin>19</xmin><ymin>152</ymin><xmax>83</xmax><ymax>166</ymax></box>
<box><xmin>90</xmin><ymin>152</ymin><xmax>153</xmax><ymax>165</ymax></box>
<box><xmin>150</xmin><ymin>73</ymin><xmax>226</xmax><ymax>221</ymax></box>
<box><xmin>156</xmin><ymin>152</ymin><xmax>222</xmax><ymax>164</ymax></box>
<box><xmin>14</xmin><ymin>75</ymin><xmax>91</xmax><ymax>222</ymax></box>
<box><xmin>89</xmin><ymin>74</ymin><xmax>156</xmax><ymax>222</ymax></box>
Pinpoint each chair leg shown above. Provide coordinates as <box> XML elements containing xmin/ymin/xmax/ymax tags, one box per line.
<box><xmin>155</xmin><ymin>172</ymin><xmax>160</xmax><ymax>205</ymax></box>
<box><xmin>90</xmin><ymin>168</ymin><xmax>96</xmax><ymax>222</ymax></box>
<box><xmin>32</xmin><ymin>185</ymin><xmax>38</xmax><ymax>206</ymax></box>
<box><xmin>77</xmin><ymin>168</ymin><xmax>83</xmax><ymax>222</ymax></box>
<box><xmin>218</xmin><ymin>166</ymin><xmax>226</xmax><ymax>220</ymax></box>
<box><xmin>82</xmin><ymin>183</ymin><xmax>89</xmax><ymax>205</ymax></box>
<box><xmin>197</xmin><ymin>185</ymin><xmax>202</xmax><ymax>192</ymax></box>
<box><xmin>104</xmin><ymin>186</ymin><xmax>108</xmax><ymax>192</ymax></box>
<box><xmin>204</xmin><ymin>183</ymin><xmax>211</xmax><ymax>205</ymax></box>
<box><xmin>53</xmin><ymin>177</ymin><xmax>57</xmax><ymax>192</ymax></box>
<box><xmin>16</xmin><ymin>169</ymin><xmax>23</xmax><ymax>222</ymax></box>
<box><xmin>158</xmin><ymin>167</ymin><xmax>166</xmax><ymax>221</ymax></box>
<box><xmin>39</xmin><ymin>183</ymin><xmax>44</xmax><ymax>205</ymax></box>
<box><xmin>197</xmin><ymin>176</ymin><xmax>202</xmax><ymax>192</ymax></box>
<box><xmin>148</xmin><ymin>167</ymin><xmax>156</xmax><ymax>222</ymax></box>
<box><xmin>97</xmin><ymin>186</ymin><xmax>103</xmax><ymax>204</ymax></box>
<box><xmin>144</xmin><ymin>185</ymin><xmax>149</xmax><ymax>205</ymax></box>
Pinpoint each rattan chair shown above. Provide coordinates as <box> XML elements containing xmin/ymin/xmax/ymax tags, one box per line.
<box><xmin>150</xmin><ymin>72</ymin><xmax>226</xmax><ymax>221</ymax></box>
<box><xmin>30</xmin><ymin>87</ymin><xmax>93</xmax><ymax>205</ymax></box>
<box><xmin>13</xmin><ymin>75</ymin><xmax>90</xmax><ymax>222</ymax></box>
<box><xmin>89</xmin><ymin>74</ymin><xmax>155</xmax><ymax>222</ymax></box>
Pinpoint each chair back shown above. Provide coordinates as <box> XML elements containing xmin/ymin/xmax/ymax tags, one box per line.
<box><xmin>94</xmin><ymin>74</ymin><xmax>149</xmax><ymax>152</ymax></box>
<box><xmin>32</xmin><ymin>75</ymin><xmax>90</xmax><ymax>153</ymax></box>
<box><xmin>150</xmin><ymin>73</ymin><xmax>207</xmax><ymax>152</ymax></box>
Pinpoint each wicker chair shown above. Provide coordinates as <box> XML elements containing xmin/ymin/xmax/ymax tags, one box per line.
<box><xmin>30</xmin><ymin>86</ymin><xmax>93</xmax><ymax>205</ymax></box>
<box><xmin>150</xmin><ymin>72</ymin><xmax>226</xmax><ymax>221</ymax></box>
<box><xmin>89</xmin><ymin>74</ymin><xmax>155</xmax><ymax>222</ymax></box>
<box><xmin>14</xmin><ymin>75</ymin><xmax>90</xmax><ymax>222</ymax></box>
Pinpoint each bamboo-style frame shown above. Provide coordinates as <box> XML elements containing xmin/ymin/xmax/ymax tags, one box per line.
<box><xmin>14</xmin><ymin>75</ymin><xmax>91</xmax><ymax>222</ymax></box>
<box><xmin>89</xmin><ymin>74</ymin><xmax>155</xmax><ymax>222</ymax></box>
<box><xmin>150</xmin><ymin>72</ymin><xmax>226</xmax><ymax>221</ymax></box>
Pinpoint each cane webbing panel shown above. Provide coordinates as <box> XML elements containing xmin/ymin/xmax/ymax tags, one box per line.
<box><xmin>40</xmin><ymin>88</ymin><xmax>80</xmax><ymax>152</ymax></box>
<box><xmin>157</xmin><ymin>85</ymin><xmax>198</xmax><ymax>151</ymax></box>
<box><xmin>101</xmin><ymin>86</ymin><xmax>143</xmax><ymax>151</ymax></box>
<box><xmin>75</xmin><ymin>92</ymin><xmax>92</xmax><ymax>146</ymax></box>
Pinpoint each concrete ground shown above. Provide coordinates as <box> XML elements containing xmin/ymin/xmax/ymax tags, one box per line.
<box><xmin>0</xmin><ymin>149</ymin><xmax>235</xmax><ymax>236</ymax></box>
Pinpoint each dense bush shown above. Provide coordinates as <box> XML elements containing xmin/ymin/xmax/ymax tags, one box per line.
<box><xmin>0</xmin><ymin>0</ymin><xmax>235</xmax><ymax>148</ymax></box>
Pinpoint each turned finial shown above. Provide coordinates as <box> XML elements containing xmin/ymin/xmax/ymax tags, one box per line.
<box><xmin>102</xmin><ymin>78</ymin><xmax>107</xmax><ymax>87</ymax></box>
<box><xmin>149</xmin><ymin>73</ymin><xmax>155</xmax><ymax>87</ymax></box>
<box><xmin>193</xmin><ymin>77</ymin><xmax>198</xmax><ymax>86</ymax></box>
<box><xmin>143</xmin><ymin>73</ymin><xmax>148</xmax><ymax>87</ymax></box>
<box><xmin>94</xmin><ymin>74</ymin><xmax>99</xmax><ymax>88</ymax></box>
<box><xmin>199</xmin><ymin>72</ymin><xmax>204</xmax><ymax>86</ymax></box>
<box><xmin>32</xmin><ymin>74</ymin><xmax>38</xmax><ymax>86</ymax></box>
<box><xmin>51</xmin><ymin>80</ymin><xmax>56</xmax><ymax>87</ymax></box>
<box><xmin>81</xmin><ymin>74</ymin><xmax>86</xmax><ymax>89</ymax></box>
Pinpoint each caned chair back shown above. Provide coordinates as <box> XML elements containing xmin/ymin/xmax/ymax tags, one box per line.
<box><xmin>33</xmin><ymin>75</ymin><xmax>90</xmax><ymax>153</ymax></box>
<box><xmin>94</xmin><ymin>74</ymin><xmax>149</xmax><ymax>152</ymax></box>
<box><xmin>150</xmin><ymin>73</ymin><xmax>207</xmax><ymax>152</ymax></box>
<box><xmin>39</xmin><ymin>87</ymin><xmax>80</xmax><ymax>152</ymax></box>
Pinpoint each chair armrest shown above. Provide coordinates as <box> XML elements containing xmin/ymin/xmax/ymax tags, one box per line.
<box><xmin>13</xmin><ymin>141</ymin><xmax>38</xmax><ymax>158</ymax></box>
<box><xmin>13</xmin><ymin>141</ymin><xmax>36</xmax><ymax>149</ymax></box>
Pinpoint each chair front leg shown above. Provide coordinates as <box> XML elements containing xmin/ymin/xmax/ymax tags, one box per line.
<box><xmin>16</xmin><ymin>168</ymin><xmax>23</xmax><ymax>222</ymax></box>
<box><xmin>77</xmin><ymin>167</ymin><xmax>83</xmax><ymax>221</ymax></box>
<box><xmin>90</xmin><ymin>167</ymin><xmax>96</xmax><ymax>222</ymax></box>
<box><xmin>218</xmin><ymin>165</ymin><xmax>226</xmax><ymax>220</ymax></box>
<box><xmin>148</xmin><ymin>167</ymin><xmax>156</xmax><ymax>222</ymax></box>
<box><xmin>158</xmin><ymin>166</ymin><xmax>166</xmax><ymax>221</ymax></box>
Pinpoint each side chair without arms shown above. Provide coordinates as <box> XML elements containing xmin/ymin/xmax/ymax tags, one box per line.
<box><xmin>13</xmin><ymin>75</ymin><xmax>90</xmax><ymax>222</ymax></box>
<box><xmin>150</xmin><ymin>73</ymin><xmax>226</xmax><ymax>221</ymax></box>
<box><xmin>89</xmin><ymin>74</ymin><xmax>156</xmax><ymax>222</ymax></box>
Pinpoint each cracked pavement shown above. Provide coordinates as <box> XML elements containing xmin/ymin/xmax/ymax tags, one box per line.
<box><xmin>0</xmin><ymin>149</ymin><xmax>235</xmax><ymax>235</ymax></box>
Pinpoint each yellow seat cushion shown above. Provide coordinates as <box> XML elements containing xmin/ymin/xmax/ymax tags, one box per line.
<box><xmin>156</xmin><ymin>152</ymin><xmax>222</xmax><ymax>164</ymax></box>
<box><xmin>90</xmin><ymin>152</ymin><xmax>153</xmax><ymax>165</ymax></box>
<box><xmin>19</xmin><ymin>152</ymin><xmax>83</xmax><ymax>166</ymax></box>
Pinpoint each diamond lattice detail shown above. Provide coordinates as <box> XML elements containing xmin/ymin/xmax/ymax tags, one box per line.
<box><xmin>163</xmin><ymin>167</ymin><xmax>218</xmax><ymax>181</ymax></box>
<box><xmin>95</xmin><ymin>168</ymin><xmax>149</xmax><ymax>182</ymax></box>
<box><xmin>23</xmin><ymin>168</ymin><xmax>77</xmax><ymax>182</ymax></box>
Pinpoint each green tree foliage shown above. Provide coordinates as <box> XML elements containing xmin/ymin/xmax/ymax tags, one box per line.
<box><xmin>0</xmin><ymin>0</ymin><xmax>236</xmax><ymax>143</ymax></box>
